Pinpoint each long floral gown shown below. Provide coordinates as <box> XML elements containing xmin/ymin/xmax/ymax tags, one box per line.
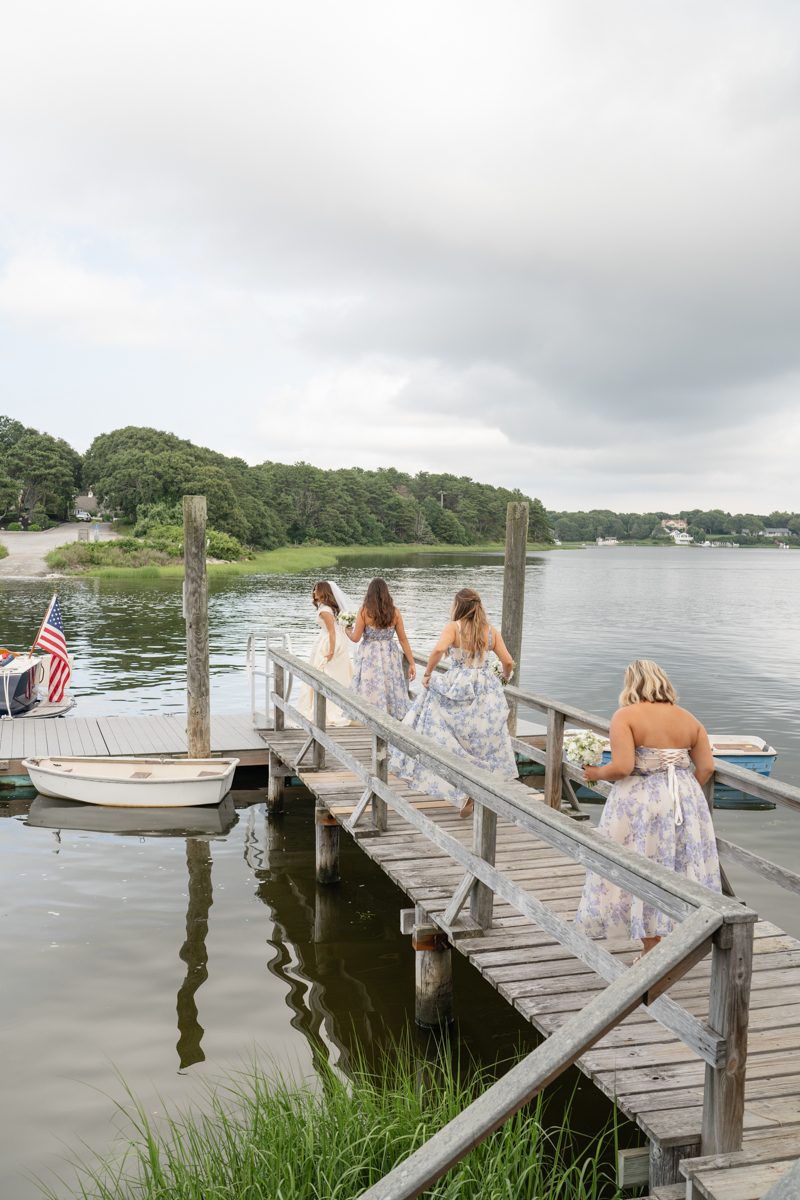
<box><xmin>350</xmin><ymin>624</ymin><xmax>411</xmax><ymax>720</ymax></box>
<box><xmin>296</xmin><ymin>605</ymin><xmax>354</xmax><ymax>728</ymax></box>
<box><xmin>388</xmin><ymin>628</ymin><xmax>517</xmax><ymax>808</ymax></box>
<box><xmin>573</xmin><ymin>747</ymin><xmax>721</xmax><ymax>940</ymax></box>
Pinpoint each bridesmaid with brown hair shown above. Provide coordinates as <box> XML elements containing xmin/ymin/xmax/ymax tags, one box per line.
<box><xmin>346</xmin><ymin>577</ymin><xmax>416</xmax><ymax>720</ymax></box>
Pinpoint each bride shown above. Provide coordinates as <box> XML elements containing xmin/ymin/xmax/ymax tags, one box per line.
<box><xmin>296</xmin><ymin>580</ymin><xmax>354</xmax><ymax>728</ymax></box>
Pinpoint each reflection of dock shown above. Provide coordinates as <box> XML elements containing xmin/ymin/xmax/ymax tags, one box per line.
<box><xmin>0</xmin><ymin>713</ymin><xmax>269</xmax><ymax>773</ymax></box>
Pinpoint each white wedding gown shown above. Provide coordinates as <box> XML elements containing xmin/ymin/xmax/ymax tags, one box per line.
<box><xmin>296</xmin><ymin>604</ymin><xmax>354</xmax><ymax>728</ymax></box>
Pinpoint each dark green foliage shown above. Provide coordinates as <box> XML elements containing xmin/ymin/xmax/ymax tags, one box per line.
<box><xmin>549</xmin><ymin>506</ymin><xmax>800</xmax><ymax>543</ymax></box>
<box><xmin>4</xmin><ymin>426</ymin><xmax>82</xmax><ymax>521</ymax></box>
<box><xmin>85</xmin><ymin>427</ymin><xmax>550</xmax><ymax>549</ymax></box>
<box><xmin>44</xmin><ymin>1039</ymin><xmax>627</xmax><ymax>1200</ymax></box>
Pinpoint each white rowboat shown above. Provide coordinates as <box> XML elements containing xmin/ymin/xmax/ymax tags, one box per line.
<box><xmin>22</xmin><ymin>756</ymin><xmax>238</xmax><ymax>807</ymax></box>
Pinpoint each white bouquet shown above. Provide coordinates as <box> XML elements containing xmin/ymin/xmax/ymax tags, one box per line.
<box><xmin>563</xmin><ymin>731</ymin><xmax>607</xmax><ymax>791</ymax></box>
<box><xmin>489</xmin><ymin>659</ymin><xmax>515</xmax><ymax>686</ymax></box>
<box><xmin>337</xmin><ymin>610</ymin><xmax>357</xmax><ymax>628</ymax></box>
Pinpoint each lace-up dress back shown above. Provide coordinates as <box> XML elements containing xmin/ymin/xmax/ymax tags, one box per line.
<box><xmin>388</xmin><ymin>623</ymin><xmax>517</xmax><ymax>808</ymax></box>
<box><xmin>573</xmin><ymin>746</ymin><xmax>721</xmax><ymax>940</ymax></box>
<box><xmin>350</xmin><ymin>623</ymin><xmax>411</xmax><ymax>720</ymax></box>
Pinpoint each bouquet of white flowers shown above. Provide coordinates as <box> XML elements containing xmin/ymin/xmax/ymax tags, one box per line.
<box><xmin>489</xmin><ymin>659</ymin><xmax>515</xmax><ymax>686</ymax></box>
<box><xmin>337</xmin><ymin>610</ymin><xmax>357</xmax><ymax>628</ymax></box>
<box><xmin>563</xmin><ymin>731</ymin><xmax>607</xmax><ymax>791</ymax></box>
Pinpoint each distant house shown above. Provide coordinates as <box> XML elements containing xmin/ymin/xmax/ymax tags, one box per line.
<box><xmin>764</xmin><ymin>527</ymin><xmax>793</xmax><ymax>537</ymax></box>
<box><xmin>596</xmin><ymin>537</ymin><xmax>618</xmax><ymax>546</ymax></box>
<box><xmin>670</xmin><ymin>531</ymin><xmax>693</xmax><ymax>544</ymax></box>
<box><xmin>661</xmin><ymin>518</ymin><xmax>688</xmax><ymax>531</ymax></box>
<box><xmin>74</xmin><ymin>487</ymin><xmax>99</xmax><ymax>515</ymax></box>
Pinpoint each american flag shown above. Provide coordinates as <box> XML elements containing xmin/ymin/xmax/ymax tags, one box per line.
<box><xmin>34</xmin><ymin>594</ymin><xmax>71</xmax><ymax>702</ymax></box>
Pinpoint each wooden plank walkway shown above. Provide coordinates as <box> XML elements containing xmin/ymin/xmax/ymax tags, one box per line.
<box><xmin>0</xmin><ymin>712</ymin><xmax>270</xmax><ymax>772</ymax></box>
<box><xmin>262</xmin><ymin>724</ymin><xmax>800</xmax><ymax>1199</ymax></box>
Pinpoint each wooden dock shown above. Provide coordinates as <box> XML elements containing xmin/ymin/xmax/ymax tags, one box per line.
<box><xmin>262</xmin><ymin>717</ymin><xmax>800</xmax><ymax>1200</ymax></box>
<box><xmin>0</xmin><ymin>712</ymin><xmax>270</xmax><ymax>773</ymax></box>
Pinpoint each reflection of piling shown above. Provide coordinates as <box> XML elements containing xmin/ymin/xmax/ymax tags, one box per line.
<box><xmin>314</xmin><ymin>883</ymin><xmax>338</xmax><ymax>944</ymax></box>
<box><xmin>176</xmin><ymin>838</ymin><xmax>213</xmax><ymax>1069</ymax></box>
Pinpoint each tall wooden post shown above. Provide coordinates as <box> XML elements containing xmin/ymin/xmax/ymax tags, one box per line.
<box><xmin>273</xmin><ymin>661</ymin><xmax>285</xmax><ymax>732</ymax></box>
<box><xmin>501</xmin><ymin>501</ymin><xmax>529</xmax><ymax>736</ymax></box>
<box><xmin>470</xmin><ymin>802</ymin><xmax>496</xmax><ymax>928</ymax></box>
<box><xmin>313</xmin><ymin>690</ymin><xmax>326</xmax><ymax>770</ymax></box>
<box><xmin>701</xmin><ymin>920</ymin><xmax>754</xmax><ymax>1156</ymax></box>
<box><xmin>315</xmin><ymin>800</ymin><xmax>340</xmax><ymax>884</ymax></box>
<box><xmin>372</xmin><ymin>734</ymin><xmax>388</xmax><ymax>831</ymax></box>
<box><xmin>184</xmin><ymin>495</ymin><xmax>210</xmax><ymax>758</ymax></box>
<box><xmin>267</xmin><ymin>750</ymin><xmax>284</xmax><ymax>815</ymax></box>
<box><xmin>544</xmin><ymin>707</ymin><xmax>565</xmax><ymax>809</ymax></box>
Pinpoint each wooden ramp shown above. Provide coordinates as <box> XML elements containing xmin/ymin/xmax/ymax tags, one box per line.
<box><xmin>0</xmin><ymin>712</ymin><xmax>270</xmax><ymax>771</ymax></box>
<box><xmin>263</xmin><ymin>724</ymin><xmax>800</xmax><ymax>1199</ymax></box>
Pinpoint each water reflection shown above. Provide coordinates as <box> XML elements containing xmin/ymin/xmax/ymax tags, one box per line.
<box><xmin>176</xmin><ymin>838</ymin><xmax>213</xmax><ymax>1070</ymax></box>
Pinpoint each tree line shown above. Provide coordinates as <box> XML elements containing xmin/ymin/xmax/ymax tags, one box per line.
<box><xmin>548</xmin><ymin>508</ymin><xmax>800</xmax><ymax>544</ymax></box>
<box><xmin>0</xmin><ymin>418</ymin><xmax>551</xmax><ymax>548</ymax></box>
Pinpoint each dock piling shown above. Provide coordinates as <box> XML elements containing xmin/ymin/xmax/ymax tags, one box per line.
<box><xmin>470</xmin><ymin>802</ymin><xmax>496</xmax><ymax>928</ymax></box>
<box><xmin>267</xmin><ymin>750</ymin><xmax>284</xmax><ymax>814</ymax></box>
<box><xmin>183</xmin><ymin>495</ymin><xmax>211</xmax><ymax>759</ymax></box>
<box><xmin>313</xmin><ymin>691</ymin><xmax>326</xmax><ymax>770</ymax></box>
<box><xmin>501</xmin><ymin>500</ymin><xmax>529</xmax><ymax>736</ymax></box>
<box><xmin>413</xmin><ymin>906</ymin><xmax>453</xmax><ymax>1028</ymax></box>
<box><xmin>372</xmin><ymin>734</ymin><xmax>388</xmax><ymax>831</ymax></box>
<box><xmin>315</xmin><ymin>800</ymin><xmax>340</xmax><ymax>884</ymax></box>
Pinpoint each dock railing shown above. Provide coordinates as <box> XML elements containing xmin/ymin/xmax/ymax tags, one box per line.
<box><xmin>266</xmin><ymin>644</ymin><xmax>759</xmax><ymax>1192</ymax></box>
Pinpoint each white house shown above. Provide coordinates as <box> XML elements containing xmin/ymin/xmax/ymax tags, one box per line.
<box><xmin>596</xmin><ymin>537</ymin><xmax>618</xmax><ymax>546</ymax></box>
<box><xmin>670</xmin><ymin>531</ymin><xmax>693</xmax><ymax>545</ymax></box>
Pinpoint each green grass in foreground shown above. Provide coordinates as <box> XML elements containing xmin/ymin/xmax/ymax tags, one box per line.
<box><xmin>57</xmin><ymin>541</ymin><xmax>559</xmax><ymax>580</ymax></box>
<box><xmin>40</xmin><ymin>1038</ymin><xmax>630</xmax><ymax>1200</ymax></box>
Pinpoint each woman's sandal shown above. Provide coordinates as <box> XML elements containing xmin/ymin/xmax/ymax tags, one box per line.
<box><xmin>460</xmin><ymin>798</ymin><xmax>475</xmax><ymax>819</ymax></box>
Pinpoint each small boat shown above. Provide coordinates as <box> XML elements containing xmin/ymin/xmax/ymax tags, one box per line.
<box><xmin>572</xmin><ymin>734</ymin><xmax>777</xmax><ymax>809</ymax></box>
<box><xmin>26</xmin><ymin>792</ymin><xmax>238</xmax><ymax>835</ymax></box>
<box><xmin>22</xmin><ymin>756</ymin><xmax>239</xmax><ymax>807</ymax></box>
<box><xmin>0</xmin><ymin>652</ymin><xmax>76</xmax><ymax>718</ymax></box>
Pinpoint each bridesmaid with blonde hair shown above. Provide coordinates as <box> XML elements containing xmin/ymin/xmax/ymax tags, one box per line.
<box><xmin>346</xmin><ymin>577</ymin><xmax>416</xmax><ymax>719</ymax></box>
<box><xmin>388</xmin><ymin>587</ymin><xmax>516</xmax><ymax>818</ymax></box>
<box><xmin>573</xmin><ymin>659</ymin><xmax>721</xmax><ymax>957</ymax></box>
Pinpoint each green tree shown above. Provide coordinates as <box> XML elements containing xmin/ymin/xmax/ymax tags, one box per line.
<box><xmin>6</xmin><ymin>431</ymin><xmax>78</xmax><ymax>522</ymax></box>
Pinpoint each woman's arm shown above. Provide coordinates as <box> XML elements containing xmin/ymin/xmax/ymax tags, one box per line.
<box><xmin>490</xmin><ymin>627</ymin><xmax>514</xmax><ymax>680</ymax></box>
<box><xmin>583</xmin><ymin>710</ymin><xmax>635</xmax><ymax>785</ymax></box>
<box><xmin>689</xmin><ymin>723</ymin><xmax>715</xmax><ymax>787</ymax></box>
<box><xmin>421</xmin><ymin>622</ymin><xmax>458</xmax><ymax>689</ymax></box>
<box><xmin>345</xmin><ymin>607</ymin><xmax>366</xmax><ymax>643</ymax></box>
<box><xmin>319</xmin><ymin>610</ymin><xmax>336</xmax><ymax>661</ymax></box>
<box><xmin>394</xmin><ymin>611</ymin><xmax>416</xmax><ymax>681</ymax></box>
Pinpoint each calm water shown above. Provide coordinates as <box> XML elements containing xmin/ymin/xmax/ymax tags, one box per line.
<box><xmin>1</xmin><ymin>546</ymin><xmax>799</xmax><ymax>1195</ymax></box>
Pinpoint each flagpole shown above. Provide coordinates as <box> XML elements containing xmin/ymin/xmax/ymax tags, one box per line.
<box><xmin>30</xmin><ymin>592</ymin><xmax>57</xmax><ymax>658</ymax></box>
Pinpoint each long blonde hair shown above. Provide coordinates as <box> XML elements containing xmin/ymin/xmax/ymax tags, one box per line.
<box><xmin>451</xmin><ymin>588</ymin><xmax>489</xmax><ymax>662</ymax></box>
<box><xmin>619</xmin><ymin>660</ymin><xmax>678</xmax><ymax>706</ymax></box>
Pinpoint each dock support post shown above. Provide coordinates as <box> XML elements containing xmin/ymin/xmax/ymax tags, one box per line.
<box><xmin>267</xmin><ymin>751</ymin><xmax>284</xmax><ymax>815</ymax></box>
<box><xmin>183</xmin><ymin>495</ymin><xmax>210</xmax><ymax>759</ymax></box>
<box><xmin>701</xmin><ymin>920</ymin><xmax>754</xmax><ymax>1157</ymax></box>
<box><xmin>313</xmin><ymin>690</ymin><xmax>326</xmax><ymax>770</ymax></box>
<box><xmin>544</xmin><ymin>707</ymin><xmax>565</xmax><ymax>809</ymax></box>
<box><xmin>649</xmin><ymin>1141</ymin><xmax>699</xmax><ymax>1189</ymax></box>
<box><xmin>315</xmin><ymin>801</ymin><xmax>340</xmax><ymax>884</ymax></box>
<box><xmin>470</xmin><ymin>802</ymin><xmax>496</xmax><ymax>928</ymax></box>
<box><xmin>413</xmin><ymin>907</ymin><xmax>452</xmax><ymax>1028</ymax></box>
<box><xmin>372</xmin><ymin>734</ymin><xmax>388</xmax><ymax>831</ymax></box>
<box><xmin>501</xmin><ymin>500</ymin><xmax>529</xmax><ymax>736</ymax></box>
<box><xmin>273</xmin><ymin>663</ymin><xmax>285</xmax><ymax>732</ymax></box>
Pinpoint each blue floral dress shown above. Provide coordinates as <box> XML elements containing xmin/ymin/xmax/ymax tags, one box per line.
<box><xmin>573</xmin><ymin>748</ymin><xmax>721</xmax><ymax>941</ymax></box>
<box><xmin>350</xmin><ymin>624</ymin><xmax>411</xmax><ymax>720</ymax></box>
<box><xmin>388</xmin><ymin>627</ymin><xmax>517</xmax><ymax>808</ymax></box>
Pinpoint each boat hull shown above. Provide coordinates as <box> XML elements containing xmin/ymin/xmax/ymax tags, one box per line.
<box><xmin>22</xmin><ymin>756</ymin><xmax>238</xmax><ymax>807</ymax></box>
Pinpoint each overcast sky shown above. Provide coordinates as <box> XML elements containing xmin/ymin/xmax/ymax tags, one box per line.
<box><xmin>1</xmin><ymin>1</ymin><xmax>799</xmax><ymax>513</ymax></box>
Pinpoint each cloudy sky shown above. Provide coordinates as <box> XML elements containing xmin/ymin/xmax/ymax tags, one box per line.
<box><xmin>1</xmin><ymin>0</ymin><xmax>799</xmax><ymax>512</ymax></box>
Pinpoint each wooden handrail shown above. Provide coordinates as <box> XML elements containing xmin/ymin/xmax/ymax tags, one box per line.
<box><xmin>357</xmin><ymin>907</ymin><xmax>722</xmax><ymax>1200</ymax></box>
<box><xmin>269</xmin><ymin>647</ymin><xmax>753</xmax><ymax>927</ymax></box>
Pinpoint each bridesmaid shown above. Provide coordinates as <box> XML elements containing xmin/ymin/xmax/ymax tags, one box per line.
<box><xmin>346</xmin><ymin>578</ymin><xmax>416</xmax><ymax>719</ymax></box>
<box><xmin>573</xmin><ymin>660</ymin><xmax>720</xmax><ymax>956</ymax></box>
<box><xmin>296</xmin><ymin>581</ymin><xmax>354</xmax><ymax>728</ymax></box>
<box><xmin>388</xmin><ymin>587</ymin><xmax>516</xmax><ymax>818</ymax></box>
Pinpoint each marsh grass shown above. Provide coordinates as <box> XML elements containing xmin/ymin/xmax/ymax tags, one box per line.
<box><xmin>40</xmin><ymin>1038</ymin><xmax>631</xmax><ymax>1200</ymax></box>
